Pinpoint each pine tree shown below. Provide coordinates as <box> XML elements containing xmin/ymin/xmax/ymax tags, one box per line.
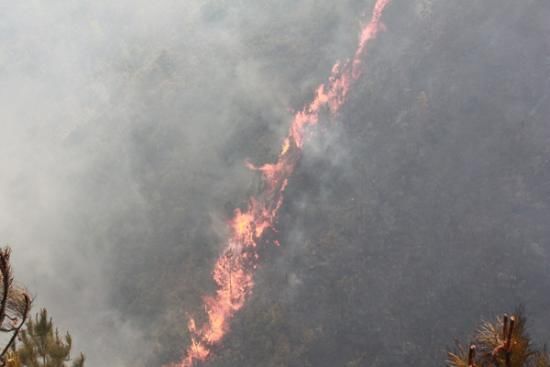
<box><xmin>15</xmin><ymin>309</ymin><xmax>85</xmax><ymax>367</ymax></box>
<box><xmin>447</xmin><ymin>309</ymin><xmax>550</xmax><ymax>367</ymax></box>
<box><xmin>0</xmin><ymin>247</ymin><xmax>32</xmax><ymax>367</ymax></box>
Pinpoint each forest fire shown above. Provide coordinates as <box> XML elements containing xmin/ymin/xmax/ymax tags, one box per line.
<box><xmin>173</xmin><ymin>1</ymin><xmax>390</xmax><ymax>365</ymax></box>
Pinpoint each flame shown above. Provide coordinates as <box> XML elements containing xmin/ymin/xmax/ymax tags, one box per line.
<box><xmin>172</xmin><ymin>1</ymin><xmax>390</xmax><ymax>365</ymax></box>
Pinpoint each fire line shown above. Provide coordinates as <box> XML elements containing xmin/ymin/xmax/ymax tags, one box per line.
<box><xmin>173</xmin><ymin>1</ymin><xmax>391</xmax><ymax>365</ymax></box>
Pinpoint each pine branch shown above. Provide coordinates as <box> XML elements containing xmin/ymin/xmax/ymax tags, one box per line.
<box><xmin>0</xmin><ymin>294</ymin><xmax>30</xmax><ymax>365</ymax></box>
<box><xmin>0</xmin><ymin>248</ymin><xmax>14</xmax><ymax>328</ymax></box>
<box><xmin>0</xmin><ymin>247</ymin><xmax>32</xmax><ymax>366</ymax></box>
<box><xmin>448</xmin><ymin>310</ymin><xmax>546</xmax><ymax>367</ymax></box>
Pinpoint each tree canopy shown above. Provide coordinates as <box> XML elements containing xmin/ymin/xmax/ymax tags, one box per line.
<box><xmin>9</xmin><ymin>309</ymin><xmax>84</xmax><ymax>367</ymax></box>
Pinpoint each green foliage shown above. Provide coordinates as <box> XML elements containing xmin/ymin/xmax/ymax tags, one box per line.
<box><xmin>15</xmin><ymin>309</ymin><xmax>85</xmax><ymax>367</ymax></box>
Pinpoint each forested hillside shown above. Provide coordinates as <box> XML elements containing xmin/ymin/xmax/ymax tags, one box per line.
<box><xmin>112</xmin><ymin>1</ymin><xmax>550</xmax><ymax>365</ymax></box>
<box><xmin>192</xmin><ymin>1</ymin><xmax>550</xmax><ymax>366</ymax></box>
<box><xmin>2</xmin><ymin>0</ymin><xmax>549</xmax><ymax>366</ymax></box>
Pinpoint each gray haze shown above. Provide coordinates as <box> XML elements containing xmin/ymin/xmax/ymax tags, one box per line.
<box><xmin>1</xmin><ymin>0</ymin><xmax>549</xmax><ymax>366</ymax></box>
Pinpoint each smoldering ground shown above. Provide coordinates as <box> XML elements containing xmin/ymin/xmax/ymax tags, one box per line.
<box><xmin>1</xmin><ymin>0</ymin><xmax>550</xmax><ymax>366</ymax></box>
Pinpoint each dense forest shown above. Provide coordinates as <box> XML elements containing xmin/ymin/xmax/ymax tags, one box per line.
<box><xmin>2</xmin><ymin>0</ymin><xmax>549</xmax><ymax>366</ymax></box>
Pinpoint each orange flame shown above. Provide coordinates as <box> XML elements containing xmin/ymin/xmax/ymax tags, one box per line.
<box><xmin>172</xmin><ymin>1</ymin><xmax>390</xmax><ymax>365</ymax></box>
